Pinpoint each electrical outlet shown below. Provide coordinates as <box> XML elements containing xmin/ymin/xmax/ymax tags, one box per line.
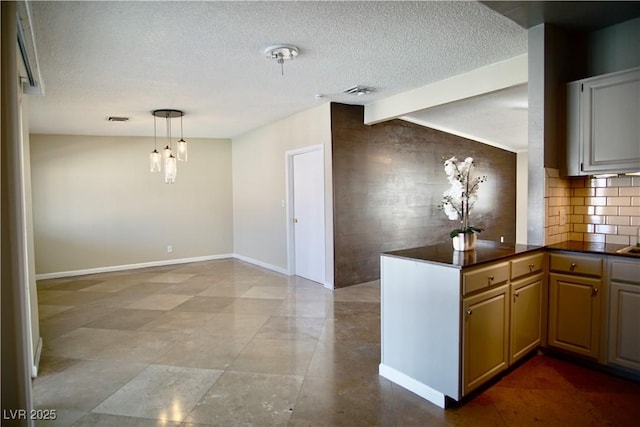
<box><xmin>167</xmin><ymin>245</ymin><xmax>173</xmax><ymax>253</ymax></box>
<box><xmin>500</xmin><ymin>236</ymin><xmax>504</xmax><ymax>243</ymax></box>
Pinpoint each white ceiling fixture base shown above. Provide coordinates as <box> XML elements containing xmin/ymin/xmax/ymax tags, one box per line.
<box><xmin>264</xmin><ymin>44</ymin><xmax>299</xmax><ymax>76</ymax></box>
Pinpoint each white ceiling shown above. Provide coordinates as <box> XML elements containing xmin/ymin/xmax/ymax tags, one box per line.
<box><xmin>26</xmin><ymin>1</ymin><xmax>528</xmax><ymax>150</ymax></box>
<box><xmin>403</xmin><ymin>83</ymin><xmax>529</xmax><ymax>152</ymax></box>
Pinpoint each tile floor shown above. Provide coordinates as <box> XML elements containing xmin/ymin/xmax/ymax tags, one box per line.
<box><xmin>33</xmin><ymin>259</ymin><xmax>640</xmax><ymax>426</ymax></box>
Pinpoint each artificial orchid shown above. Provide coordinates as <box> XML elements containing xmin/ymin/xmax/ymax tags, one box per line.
<box><xmin>438</xmin><ymin>156</ymin><xmax>487</xmax><ymax>238</ymax></box>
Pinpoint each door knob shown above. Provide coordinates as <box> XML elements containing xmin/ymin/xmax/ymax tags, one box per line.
<box><xmin>292</xmin><ymin>218</ymin><xmax>298</xmax><ymax>223</ymax></box>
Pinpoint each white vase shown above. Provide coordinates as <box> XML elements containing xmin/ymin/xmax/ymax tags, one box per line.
<box><xmin>452</xmin><ymin>232</ymin><xmax>477</xmax><ymax>251</ymax></box>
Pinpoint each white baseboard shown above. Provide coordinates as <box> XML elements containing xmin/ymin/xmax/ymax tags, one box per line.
<box><xmin>35</xmin><ymin>253</ymin><xmax>334</xmax><ymax>288</ymax></box>
<box><xmin>35</xmin><ymin>254</ymin><xmax>234</xmax><ymax>280</ymax></box>
<box><xmin>232</xmin><ymin>253</ymin><xmax>289</xmax><ymax>275</ymax></box>
<box><xmin>32</xmin><ymin>336</ymin><xmax>43</xmax><ymax>378</ymax></box>
<box><xmin>379</xmin><ymin>363</ymin><xmax>447</xmax><ymax>409</ymax></box>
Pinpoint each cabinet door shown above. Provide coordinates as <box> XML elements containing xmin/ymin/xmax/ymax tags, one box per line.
<box><xmin>608</xmin><ymin>281</ymin><xmax>640</xmax><ymax>372</ymax></box>
<box><xmin>510</xmin><ymin>273</ymin><xmax>543</xmax><ymax>364</ymax></box>
<box><xmin>548</xmin><ymin>273</ymin><xmax>601</xmax><ymax>358</ymax></box>
<box><xmin>463</xmin><ymin>284</ymin><xmax>509</xmax><ymax>396</ymax></box>
<box><xmin>581</xmin><ymin>68</ymin><xmax>640</xmax><ymax>173</ymax></box>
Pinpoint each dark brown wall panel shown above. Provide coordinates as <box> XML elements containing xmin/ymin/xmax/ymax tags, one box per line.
<box><xmin>331</xmin><ymin>103</ymin><xmax>517</xmax><ymax>288</ymax></box>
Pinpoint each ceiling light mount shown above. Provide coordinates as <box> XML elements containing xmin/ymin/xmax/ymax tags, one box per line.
<box><xmin>264</xmin><ymin>44</ymin><xmax>299</xmax><ymax>76</ymax></box>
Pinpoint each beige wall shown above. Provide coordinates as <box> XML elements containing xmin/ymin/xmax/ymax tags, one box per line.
<box><xmin>232</xmin><ymin>103</ymin><xmax>333</xmax><ymax>285</ymax></box>
<box><xmin>30</xmin><ymin>134</ymin><xmax>233</xmax><ymax>275</ymax></box>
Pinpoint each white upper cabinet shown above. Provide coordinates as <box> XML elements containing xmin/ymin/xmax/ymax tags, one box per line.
<box><xmin>565</xmin><ymin>67</ymin><xmax>640</xmax><ymax>176</ymax></box>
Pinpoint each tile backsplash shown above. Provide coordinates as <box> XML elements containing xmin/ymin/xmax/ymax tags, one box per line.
<box><xmin>545</xmin><ymin>168</ymin><xmax>640</xmax><ymax>246</ymax></box>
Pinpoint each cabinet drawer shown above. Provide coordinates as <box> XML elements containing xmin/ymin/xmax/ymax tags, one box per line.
<box><xmin>610</xmin><ymin>260</ymin><xmax>640</xmax><ymax>284</ymax></box>
<box><xmin>463</xmin><ymin>262</ymin><xmax>509</xmax><ymax>295</ymax></box>
<box><xmin>511</xmin><ymin>252</ymin><xmax>545</xmax><ymax>280</ymax></box>
<box><xmin>549</xmin><ymin>253</ymin><xmax>602</xmax><ymax>277</ymax></box>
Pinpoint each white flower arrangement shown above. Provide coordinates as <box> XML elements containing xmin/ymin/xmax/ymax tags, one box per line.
<box><xmin>439</xmin><ymin>156</ymin><xmax>487</xmax><ymax>238</ymax></box>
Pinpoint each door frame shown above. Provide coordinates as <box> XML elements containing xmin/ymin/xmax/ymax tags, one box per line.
<box><xmin>285</xmin><ymin>144</ymin><xmax>327</xmax><ymax>286</ymax></box>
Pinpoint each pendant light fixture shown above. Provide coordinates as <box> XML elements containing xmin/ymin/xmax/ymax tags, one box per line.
<box><xmin>177</xmin><ymin>114</ymin><xmax>188</xmax><ymax>162</ymax></box>
<box><xmin>149</xmin><ymin>114</ymin><xmax>162</xmax><ymax>173</ymax></box>
<box><xmin>150</xmin><ymin>109</ymin><xmax>186</xmax><ymax>183</ymax></box>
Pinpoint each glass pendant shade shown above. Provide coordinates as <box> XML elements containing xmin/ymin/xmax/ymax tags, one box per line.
<box><xmin>177</xmin><ymin>138</ymin><xmax>188</xmax><ymax>162</ymax></box>
<box><xmin>164</xmin><ymin>154</ymin><xmax>177</xmax><ymax>184</ymax></box>
<box><xmin>150</xmin><ymin>149</ymin><xmax>162</xmax><ymax>173</ymax></box>
<box><xmin>163</xmin><ymin>145</ymin><xmax>172</xmax><ymax>162</ymax></box>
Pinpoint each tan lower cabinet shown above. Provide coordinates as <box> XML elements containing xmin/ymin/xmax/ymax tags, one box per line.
<box><xmin>463</xmin><ymin>284</ymin><xmax>510</xmax><ymax>395</ymax></box>
<box><xmin>548</xmin><ymin>272</ymin><xmax>602</xmax><ymax>359</ymax></box>
<box><xmin>510</xmin><ymin>272</ymin><xmax>543</xmax><ymax>364</ymax></box>
<box><xmin>608</xmin><ymin>259</ymin><xmax>640</xmax><ymax>372</ymax></box>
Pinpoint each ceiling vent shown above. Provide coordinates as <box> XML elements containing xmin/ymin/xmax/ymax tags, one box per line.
<box><xmin>342</xmin><ymin>85</ymin><xmax>374</xmax><ymax>96</ymax></box>
<box><xmin>107</xmin><ymin>116</ymin><xmax>130</xmax><ymax>122</ymax></box>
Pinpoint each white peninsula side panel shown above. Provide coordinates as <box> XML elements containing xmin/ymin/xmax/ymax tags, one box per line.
<box><xmin>379</xmin><ymin>255</ymin><xmax>461</xmax><ymax>407</ymax></box>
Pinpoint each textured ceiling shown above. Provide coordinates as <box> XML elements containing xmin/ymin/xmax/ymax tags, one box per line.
<box><xmin>404</xmin><ymin>84</ymin><xmax>529</xmax><ymax>152</ymax></box>
<box><xmin>27</xmin><ymin>1</ymin><xmax>527</xmax><ymax>145</ymax></box>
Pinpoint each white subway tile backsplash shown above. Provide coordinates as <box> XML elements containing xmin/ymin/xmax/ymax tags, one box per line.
<box><xmin>608</xmin><ymin>176</ymin><xmax>632</xmax><ymax>187</ymax></box>
<box><xmin>605</xmin><ymin>234</ymin><xmax>630</xmax><ymax>245</ymax></box>
<box><xmin>545</xmin><ymin>169</ymin><xmax>640</xmax><ymax>244</ymax></box>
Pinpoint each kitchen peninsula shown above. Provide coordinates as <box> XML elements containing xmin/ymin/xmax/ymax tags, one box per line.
<box><xmin>379</xmin><ymin>240</ymin><xmax>545</xmax><ymax>408</ymax></box>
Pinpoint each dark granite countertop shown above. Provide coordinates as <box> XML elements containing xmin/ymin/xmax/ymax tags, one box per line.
<box><xmin>382</xmin><ymin>240</ymin><xmax>544</xmax><ymax>269</ymax></box>
<box><xmin>546</xmin><ymin>240</ymin><xmax>640</xmax><ymax>259</ymax></box>
<box><xmin>383</xmin><ymin>240</ymin><xmax>640</xmax><ymax>269</ymax></box>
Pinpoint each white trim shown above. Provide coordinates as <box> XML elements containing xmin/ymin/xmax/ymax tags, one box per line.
<box><xmin>379</xmin><ymin>363</ymin><xmax>447</xmax><ymax>409</ymax></box>
<box><xmin>232</xmin><ymin>253</ymin><xmax>289</xmax><ymax>275</ymax></box>
<box><xmin>31</xmin><ymin>337</ymin><xmax>42</xmax><ymax>378</ymax></box>
<box><xmin>35</xmin><ymin>254</ymin><xmax>234</xmax><ymax>280</ymax></box>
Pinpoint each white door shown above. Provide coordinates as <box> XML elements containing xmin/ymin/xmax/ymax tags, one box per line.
<box><xmin>292</xmin><ymin>148</ymin><xmax>325</xmax><ymax>284</ymax></box>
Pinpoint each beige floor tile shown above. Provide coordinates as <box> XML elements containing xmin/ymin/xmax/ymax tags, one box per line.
<box><xmin>148</xmin><ymin>273</ymin><xmax>196</xmax><ymax>283</ymax></box>
<box><xmin>67</xmin><ymin>413</ymin><xmax>180</xmax><ymax>427</ymax></box>
<box><xmin>288</xmin><ymin>374</ymin><xmax>396</xmax><ymax>426</ymax></box>
<box><xmin>172</xmin><ymin>295</ymin><xmax>235</xmax><ymax>313</ymax></box>
<box><xmin>221</xmin><ymin>297</ymin><xmax>283</xmax><ymax>315</ymax></box>
<box><xmin>43</xmin><ymin>290</ymin><xmax>111</xmax><ymax>307</ymax></box>
<box><xmin>91</xmin><ymin>330</ymin><xmax>181</xmax><ymax>363</ymax></box>
<box><xmin>230</xmin><ymin>338</ymin><xmax>316</xmax><ymax>376</ymax></box>
<box><xmin>44</xmin><ymin>327</ymin><xmax>129</xmax><ymax>359</ymax></box>
<box><xmin>39</xmin><ymin>306</ymin><xmax>119</xmax><ymax>341</ymax></box>
<box><xmin>255</xmin><ymin>316</ymin><xmax>325</xmax><ymax>341</ymax></box>
<box><xmin>92</xmin><ymin>365</ymin><xmax>222</xmax><ymax>422</ymax></box>
<box><xmin>240</xmin><ymin>285</ymin><xmax>290</xmax><ymax>299</ymax></box>
<box><xmin>138</xmin><ymin>311</ymin><xmax>216</xmax><ymax>335</ymax></box>
<box><xmin>197</xmin><ymin>282</ymin><xmax>255</xmax><ymax>297</ymax></box>
<box><xmin>276</xmin><ymin>298</ymin><xmax>331</xmax><ymax>318</ymax></box>
<box><xmin>200</xmin><ymin>313</ymin><xmax>269</xmax><ymax>337</ymax></box>
<box><xmin>84</xmin><ymin>308</ymin><xmax>165</xmax><ymax>330</ymax></box>
<box><xmin>184</xmin><ymin>371</ymin><xmax>302</xmax><ymax>426</ymax></box>
<box><xmin>319</xmin><ymin>316</ymin><xmax>380</xmax><ymax>344</ymax></box>
<box><xmin>156</xmin><ymin>332</ymin><xmax>249</xmax><ymax>370</ymax></box>
<box><xmin>126</xmin><ymin>294</ymin><xmax>192</xmax><ymax>310</ymax></box>
<box><xmin>306</xmin><ymin>340</ymin><xmax>380</xmax><ymax>379</ymax></box>
<box><xmin>38</xmin><ymin>304</ymin><xmax>75</xmax><ymax>320</ymax></box>
<box><xmin>33</xmin><ymin>359</ymin><xmax>147</xmax><ymax>412</ymax></box>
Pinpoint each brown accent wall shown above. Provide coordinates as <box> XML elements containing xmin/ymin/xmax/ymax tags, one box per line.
<box><xmin>331</xmin><ymin>103</ymin><xmax>517</xmax><ymax>287</ymax></box>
